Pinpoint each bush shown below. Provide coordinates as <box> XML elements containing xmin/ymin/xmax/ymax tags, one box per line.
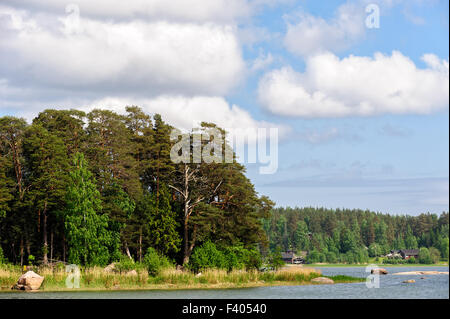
<box><xmin>268</xmin><ymin>247</ymin><xmax>285</xmax><ymax>270</ymax></box>
<box><xmin>306</xmin><ymin>250</ymin><xmax>321</xmax><ymax>264</ymax></box>
<box><xmin>418</xmin><ymin>247</ymin><xmax>432</xmax><ymax>264</ymax></box>
<box><xmin>114</xmin><ymin>255</ymin><xmax>137</xmax><ymax>273</ymax></box>
<box><xmin>407</xmin><ymin>256</ymin><xmax>416</xmax><ymax>264</ymax></box>
<box><xmin>188</xmin><ymin>241</ymin><xmax>226</xmax><ymax>272</ymax></box>
<box><xmin>429</xmin><ymin>247</ymin><xmax>441</xmax><ymax>264</ymax></box>
<box><xmin>143</xmin><ymin>248</ymin><xmax>172</xmax><ymax>276</ymax></box>
<box><xmin>245</xmin><ymin>248</ymin><xmax>262</xmax><ymax>270</ymax></box>
<box><xmin>325</xmin><ymin>251</ymin><xmax>337</xmax><ymax>263</ymax></box>
<box><xmin>222</xmin><ymin>246</ymin><xmax>262</xmax><ymax>271</ymax></box>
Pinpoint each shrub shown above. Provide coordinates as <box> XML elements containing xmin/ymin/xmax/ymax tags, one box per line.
<box><xmin>245</xmin><ymin>248</ymin><xmax>262</xmax><ymax>270</ymax></box>
<box><xmin>306</xmin><ymin>250</ymin><xmax>320</xmax><ymax>264</ymax></box>
<box><xmin>418</xmin><ymin>247</ymin><xmax>432</xmax><ymax>264</ymax></box>
<box><xmin>188</xmin><ymin>241</ymin><xmax>226</xmax><ymax>272</ymax></box>
<box><xmin>114</xmin><ymin>255</ymin><xmax>136</xmax><ymax>273</ymax></box>
<box><xmin>268</xmin><ymin>247</ymin><xmax>285</xmax><ymax>270</ymax></box>
<box><xmin>143</xmin><ymin>248</ymin><xmax>172</xmax><ymax>276</ymax></box>
<box><xmin>222</xmin><ymin>246</ymin><xmax>262</xmax><ymax>271</ymax></box>
<box><xmin>429</xmin><ymin>247</ymin><xmax>441</xmax><ymax>264</ymax></box>
<box><xmin>407</xmin><ymin>256</ymin><xmax>416</xmax><ymax>264</ymax></box>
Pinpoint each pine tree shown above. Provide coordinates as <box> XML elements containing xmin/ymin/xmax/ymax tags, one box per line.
<box><xmin>22</xmin><ymin>124</ymin><xmax>69</xmax><ymax>264</ymax></box>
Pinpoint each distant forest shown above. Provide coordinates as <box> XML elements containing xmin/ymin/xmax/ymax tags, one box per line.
<box><xmin>264</xmin><ymin>207</ymin><xmax>449</xmax><ymax>264</ymax></box>
<box><xmin>0</xmin><ymin>107</ymin><xmax>448</xmax><ymax>268</ymax></box>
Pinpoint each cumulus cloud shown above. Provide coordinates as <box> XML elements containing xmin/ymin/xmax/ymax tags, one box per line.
<box><xmin>0</xmin><ymin>6</ymin><xmax>245</xmax><ymax>97</ymax></box>
<box><xmin>251</xmin><ymin>50</ymin><xmax>274</xmax><ymax>71</ymax></box>
<box><xmin>258</xmin><ymin>51</ymin><xmax>449</xmax><ymax>117</ymax></box>
<box><xmin>2</xmin><ymin>0</ymin><xmax>253</xmax><ymax>24</ymax></box>
<box><xmin>78</xmin><ymin>95</ymin><xmax>291</xmax><ymax>139</ymax></box>
<box><xmin>2</xmin><ymin>0</ymin><xmax>293</xmax><ymax>24</ymax></box>
<box><xmin>284</xmin><ymin>2</ymin><xmax>366</xmax><ymax>57</ymax></box>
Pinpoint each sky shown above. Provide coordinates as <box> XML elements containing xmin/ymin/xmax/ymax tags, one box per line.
<box><xmin>0</xmin><ymin>0</ymin><xmax>448</xmax><ymax>215</ymax></box>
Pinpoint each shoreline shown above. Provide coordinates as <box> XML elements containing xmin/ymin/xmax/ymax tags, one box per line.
<box><xmin>0</xmin><ymin>278</ymin><xmax>364</xmax><ymax>294</ymax></box>
<box><xmin>303</xmin><ymin>263</ymin><xmax>449</xmax><ymax>268</ymax></box>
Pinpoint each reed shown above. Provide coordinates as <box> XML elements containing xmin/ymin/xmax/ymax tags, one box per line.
<box><xmin>0</xmin><ymin>263</ymin><xmax>363</xmax><ymax>291</ymax></box>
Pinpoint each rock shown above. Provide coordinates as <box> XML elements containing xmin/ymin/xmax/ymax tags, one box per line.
<box><xmin>13</xmin><ymin>271</ymin><xmax>44</xmax><ymax>290</ymax></box>
<box><xmin>420</xmin><ymin>277</ymin><xmax>425</xmax><ymax>279</ymax></box>
<box><xmin>125</xmin><ymin>270</ymin><xmax>138</xmax><ymax>276</ymax></box>
<box><xmin>311</xmin><ymin>277</ymin><xmax>334</xmax><ymax>284</ymax></box>
<box><xmin>371</xmin><ymin>268</ymin><xmax>388</xmax><ymax>275</ymax></box>
<box><xmin>403</xmin><ymin>279</ymin><xmax>415</xmax><ymax>283</ymax></box>
<box><xmin>176</xmin><ymin>265</ymin><xmax>184</xmax><ymax>271</ymax></box>
<box><xmin>196</xmin><ymin>272</ymin><xmax>202</xmax><ymax>277</ymax></box>
<box><xmin>104</xmin><ymin>263</ymin><xmax>117</xmax><ymax>273</ymax></box>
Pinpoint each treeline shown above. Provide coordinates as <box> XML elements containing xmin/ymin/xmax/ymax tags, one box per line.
<box><xmin>264</xmin><ymin>207</ymin><xmax>449</xmax><ymax>264</ymax></box>
<box><xmin>0</xmin><ymin>107</ymin><xmax>273</xmax><ymax>267</ymax></box>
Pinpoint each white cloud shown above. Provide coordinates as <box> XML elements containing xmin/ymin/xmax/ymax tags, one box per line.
<box><xmin>0</xmin><ymin>6</ymin><xmax>245</xmax><ymax>97</ymax></box>
<box><xmin>2</xmin><ymin>0</ymin><xmax>293</xmax><ymax>24</ymax></box>
<box><xmin>258</xmin><ymin>51</ymin><xmax>449</xmax><ymax>117</ymax></box>
<box><xmin>284</xmin><ymin>2</ymin><xmax>366</xmax><ymax>57</ymax></box>
<box><xmin>2</xmin><ymin>0</ymin><xmax>253</xmax><ymax>24</ymax></box>
<box><xmin>251</xmin><ymin>50</ymin><xmax>274</xmax><ymax>71</ymax></box>
<box><xmin>78</xmin><ymin>95</ymin><xmax>291</xmax><ymax>139</ymax></box>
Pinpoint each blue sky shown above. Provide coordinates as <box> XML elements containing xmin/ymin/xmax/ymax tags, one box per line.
<box><xmin>0</xmin><ymin>0</ymin><xmax>448</xmax><ymax>215</ymax></box>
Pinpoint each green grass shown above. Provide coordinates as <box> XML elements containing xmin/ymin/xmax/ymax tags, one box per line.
<box><xmin>325</xmin><ymin>275</ymin><xmax>365</xmax><ymax>283</ymax></box>
<box><xmin>0</xmin><ymin>264</ymin><xmax>364</xmax><ymax>292</ymax></box>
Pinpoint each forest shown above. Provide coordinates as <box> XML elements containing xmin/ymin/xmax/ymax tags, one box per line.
<box><xmin>264</xmin><ymin>207</ymin><xmax>449</xmax><ymax>264</ymax></box>
<box><xmin>0</xmin><ymin>107</ymin><xmax>448</xmax><ymax>270</ymax></box>
<box><xmin>0</xmin><ymin>107</ymin><xmax>272</xmax><ymax>269</ymax></box>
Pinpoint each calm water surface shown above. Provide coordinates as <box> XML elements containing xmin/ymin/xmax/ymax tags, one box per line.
<box><xmin>1</xmin><ymin>266</ymin><xmax>448</xmax><ymax>299</ymax></box>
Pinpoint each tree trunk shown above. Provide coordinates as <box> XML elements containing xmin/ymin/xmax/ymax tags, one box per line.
<box><xmin>182</xmin><ymin>219</ymin><xmax>189</xmax><ymax>265</ymax></box>
<box><xmin>20</xmin><ymin>237</ymin><xmax>24</xmax><ymax>266</ymax></box>
<box><xmin>42</xmin><ymin>202</ymin><xmax>48</xmax><ymax>265</ymax></box>
<box><xmin>182</xmin><ymin>164</ymin><xmax>190</xmax><ymax>265</ymax></box>
<box><xmin>139</xmin><ymin>228</ymin><xmax>142</xmax><ymax>263</ymax></box>
<box><xmin>50</xmin><ymin>231</ymin><xmax>53</xmax><ymax>263</ymax></box>
<box><xmin>62</xmin><ymin>233</ymin><xmax>66</xmax><ymax>263</ymax></box>
<box><xmin>124</xmin><ymin>242</ymin><xmax>133</xmax><ymax>260</ymax></box>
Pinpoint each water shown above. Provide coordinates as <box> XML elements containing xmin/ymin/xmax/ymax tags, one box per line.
<box><xmin>0</xmin><ymin>266</ymin><xmax>448</xmax><ymax>299</ymax></box>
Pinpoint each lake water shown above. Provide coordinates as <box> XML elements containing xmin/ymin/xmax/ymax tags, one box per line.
<box><xmin>1</xmin><ymin>266</ymin><xmax>448</xmax><ymax>299</ymax></box>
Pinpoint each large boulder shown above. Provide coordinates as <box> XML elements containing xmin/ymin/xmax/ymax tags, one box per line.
<box><xmin>371</xmin><ymin>268</ymin><xmax>388</xmax><ymax>275</ymax></box>
<box><xmin>125</xmin><ymin>270</ymin><xmax>138</xmax><ymax>276</ymax></box>
<box><xmin>104</xmin><ymin>263</ymin><xmax>117</xmax><ymax>273</ymax></box>
<box><xmin>13</xmin><ymin>271</ymin><xmax>44</xmax><ymax>290</ymax></box>
<box><xmin>311</xmin><ymin>277</ymin><xmax>334</xmax><ymax>284</ymax></box>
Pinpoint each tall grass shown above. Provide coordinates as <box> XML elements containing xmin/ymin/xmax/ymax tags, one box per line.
<box><xmin>0</xmin><ymin>263</ymin><xmax>363</xmax><ymax>291</ymax></box>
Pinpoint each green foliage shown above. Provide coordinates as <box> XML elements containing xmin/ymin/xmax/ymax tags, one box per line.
<box><xmin>114</xmin><ymin>255</ymin><xmax>144</xmax><ymax>273</ymax></box>
<box><xmin>135</xmin><ymin>186</ymin><xmax>181</xmax><ymax>255</ymax></box>
<box><xmin>368</xmin><ymin>243</ymin><xmax>382</xmax><ymax>257</ymax></box>
<box><xmin>429</xmin><ymin>247</ymin><xmax>441</xmax><ymax>264</ymax></box>
<box><xmin>65</xmin><ymin>153</ymin><xmax>120</xmax><ymax>266</ymax></box>
<box><xmin>0</xmin><ymin>246</ymin><xmax>6</xmax><ymax>264</ymax></box>
<box><xmin>418</xmin><ymin>247</ymin><xmax>432</xmax><ymax>264</ymax></box>
<box><xmin>268</xmin><ymin>247</ymin><xmax>285</xmax><ymax>270</ymax></box>
<box><xmin>188</xmin><ymin>241</ymin><xmax>226</xmax><ymax>272</ymax></box>
<box><xmin>222</xmin><ymin>245</ymin><xmax>262</xmax><ymax>271</ymax></box>
<box><xmin>143</xmin><ymin>247</ymin><xmax>172</xmax><ymax>276</ymax></box>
